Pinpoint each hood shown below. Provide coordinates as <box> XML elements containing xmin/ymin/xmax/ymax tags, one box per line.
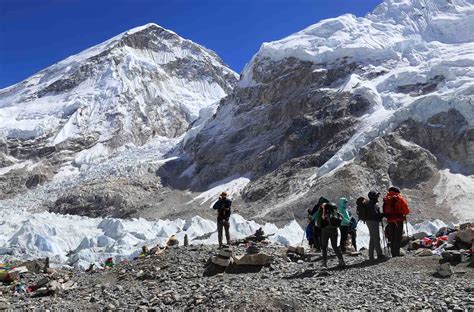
<box><xmin>338</xmin><ymin>197</ymin><xmax>348</xmax><ymax>210</ymax></box>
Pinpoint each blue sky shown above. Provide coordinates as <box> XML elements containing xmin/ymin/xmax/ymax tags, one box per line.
<box><xmin>0</xmin><ymin>0</ymin><xmax>382</xmax><ymax>89</ymax></box>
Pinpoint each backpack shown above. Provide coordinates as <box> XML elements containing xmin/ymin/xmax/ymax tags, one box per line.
<box><xmin>330</xmin><ymin>212</ymin><xmax>343</xmax><ymax>227</ymax></box>
<box><xmin>350</xmin><ymin>217</ymin><xmax>358</xmax><ymax>230</ymax></box>
<box><xmin>356</xmin><ymin>198</ymin><xmax>369</xmax><ymax>221</ymax></box>
<box><xmin>323</xmin><ymin>203</ymin><xmax>342</xmax><ymax>227</ymax></box>
<box><xmin>383</xmin><ymin>194</ymin><xmax>409</xmax><ymax>216</ymax></box>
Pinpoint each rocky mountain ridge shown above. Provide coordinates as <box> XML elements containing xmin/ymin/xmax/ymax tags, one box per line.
<box><xmin>0</xmin><ymin>0</ymin><xmax>473</xmax><ymax>226</ymax></box>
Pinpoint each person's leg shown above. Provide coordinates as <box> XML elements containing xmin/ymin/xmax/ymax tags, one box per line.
<box><xmin>339</xmin><ymin>226</ymin><xmax>349</xmax><ymax>253</ymax></box>
<box><xmin>367</xmin><ymin>221</ymin><xmax>376</xmax><ymax>259</ymax></box>
<box><xmin>224</xmin><ymin>220</ymin><xmax>230</xmax><ymax>245</ymax></box>
<box><xmin>320</xmin><ymin>229</ymin><xmax>330</xmax><ymax>267</ymax></box>
<box><xmin>368</xmin><ymin>221</ymin><xmax>383</xmax><ymax>258</ymax></box>
<box><xmin>387</xmin><ymin>222</ymin><xmax>396</xmax><ymax>257</ymax></box>
<box><xmin>393</xmin><ymin>221</ymin><xmax>404</xmax><ymax>256</ymax></box>
<box><xmin>330</xmin><ymin>229</ymin><xmax>343</xmax><ymax>261</ymax></box>
<box><xmin>314</xmin><ymin>226</ymin><xmax>322</xmax><ymax>251</ymax></box>
<box><xmin>350</xmin><ymin>230</ymin><xmax>357</xmax><ymax>251</ymax></box>
<box><xmin>217</xmin><ymin>221</ymin><xmax>223</xmax><ymax>247</ymax></box>
<box><xmin>373</xmin><ymin>223</ymin><xmax>383</xmax><ymax>258</ymax></box>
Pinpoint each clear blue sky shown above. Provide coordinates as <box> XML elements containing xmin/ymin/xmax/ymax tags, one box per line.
<box><xmin>0</xmin><ymin>0</ymin><xmax>382</xmax><ymax>89</ymax></box>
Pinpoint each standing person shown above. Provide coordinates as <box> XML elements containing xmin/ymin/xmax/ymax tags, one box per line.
<box><xmin>349</xmin><ymin>215</ymin><xmax>358</xmax><ymax>251</ymax></box>
<box><xmin>212</xmin><ymin>192</ymin><xmax>232</xmax><ymax>248</ymax></box>
<box><xmin>306</xmin><ymin>210</ymin><xmax>315</xmax><ymax>249</ymax></box>
<box><xmin>309</xmin><ymin>197</ymin><xmax>329</xmax><ymax>251</ymax></box>
<box><xmin>338</xmin><ymin>197</ymin><xmax>351</xmax><ymax>253</ymax></box>
<box><xmin>383</xmin><ymin>187</ymin><xmax>410</xmax><ymax>257</ymax></box>
<box><xmin>314</xmin><ymin>202</ymin><xmax>345</xmax><ymax>269</ymax></box>
<box><xmin>359</xmin><ymin>192</ymin><xmax>384</xmax><ymax>261</ymax></box>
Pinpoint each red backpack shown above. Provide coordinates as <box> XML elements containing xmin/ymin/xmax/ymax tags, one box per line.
<box><xmin>383</xmin><ymin>193</ymin><xmax>409</xmax><ymax>216</ymax></box>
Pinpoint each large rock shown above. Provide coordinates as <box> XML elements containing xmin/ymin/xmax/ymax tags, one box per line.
<box><xmin>435</xmin><ymin>263</ymin><xmax>453</xmax><ymax>278</ymax></box>
<box><xmin>233</xmin><ymin>253</ymin><xmax>272</xmax><ymax>266</ymax></box>
<box><xmin>456</xmin><ymin>225</ymin><xmax>473</xmax><ymax>244</ymax></box>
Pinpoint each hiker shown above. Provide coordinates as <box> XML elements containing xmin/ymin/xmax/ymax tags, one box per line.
<box><xmin>349</xmin><ymin>214</ymin><xmax>358</xmax><ymax>251</ymax></box>
<box><xmin>212</xmin><ymin>192</ymin><xmax>232</xmax><ymax>247</ymax></box>
<box><xmin>338</xmin><ymin>197</ymin><xmax>351</xmax><ymax>253</ymax></box>
<box><xmin>314</xmin><ymin>202</ymin><xmax>345</xmax><ymax>268</ymax></box>
<box><xmin>306</xmin><ymin>209</ymin><xmax>316</xmax><ymax>249</ymax></box>
<box><xmin>383</xmin><ymin>187</ymin><xmax>410</xmax><ymax>257</ymax></box>
<box><xmin>309</xmin><ymin>197</ymin><xmax>329</xmax><ymax>251</ymax></box>
<box><xmin>357</xmin><ymin>193</ymin><xmax>384</xmax><ymax>260</ymax></box>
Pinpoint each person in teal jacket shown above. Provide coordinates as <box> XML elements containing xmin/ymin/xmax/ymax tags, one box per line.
<box><xmin>338</xmin><ymin>197</ymin><xmax>351</xmax><ymax>253</ymax></box>
<box><xmin>313</xmin><ymin>201</ymin><xmax>345</xmax><ymax>268</ymax></box>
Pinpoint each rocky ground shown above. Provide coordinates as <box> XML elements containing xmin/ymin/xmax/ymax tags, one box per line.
<box><xmin>1</xmin><ymin>244</ymin><xmax>473</xmax><ymax>311</ymax></box>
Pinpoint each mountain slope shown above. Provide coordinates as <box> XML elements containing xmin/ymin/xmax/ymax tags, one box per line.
<box><xmin>177</xmin><ymin>0</ymin><xmax>474</xmax><ymax>223</ymax></box>
<box><xmin>0</xmin><ymin>23</ymin><xmax>237</xmax><ymax>203</ymax></box>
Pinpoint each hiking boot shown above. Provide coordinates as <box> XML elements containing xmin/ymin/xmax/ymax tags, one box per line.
<box><xmin>321</xmin><ymin>261</ymin><xmax>328</xmax><ymax>269</ymax></box>
<box><xmin>337</xmin><ymin>259</ymin><xmax>346</xmax><ymax>268</ymax></box>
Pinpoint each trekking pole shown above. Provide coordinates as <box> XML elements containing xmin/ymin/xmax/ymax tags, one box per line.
<box><xmin>300</xmin><ymin>231</ymin><xmax>306</xmax><ymax>247</ymax></box>
<box><xmin>405</xmin><ymin>218</ymin><xmax>410</xmax><ymax>237</ymax></box>
<box><xmin>380</xmin><ymin>220</ymin><xmax>387</xmax><ymax>257</ymax></box>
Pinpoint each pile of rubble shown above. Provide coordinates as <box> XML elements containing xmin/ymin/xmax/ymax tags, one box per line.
<box><xmin>406</xmin><ymin>222</ymin><xmax>473</xmax><ymax>277</ymax></box>
<box><xmin>0</xmin><ymin>258</ymin><xmax>77</xmax><ymax>299</ymax></box>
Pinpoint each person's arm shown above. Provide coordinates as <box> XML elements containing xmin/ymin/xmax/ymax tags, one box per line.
<box><xmin>212</xmin><ymin>200</ymin><xmax>220</xmax><ymax>210</ymax></box>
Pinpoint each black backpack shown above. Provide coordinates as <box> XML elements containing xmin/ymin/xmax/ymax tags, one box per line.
<box><xmin>356</xmin><ymin>197</ymin><xmax>369</xmax><ymax>222</ymax></box>
<box><xmin>322</xmin><ymin>203</ymin><xmax>343</xmax><ymax>227</ymax></box>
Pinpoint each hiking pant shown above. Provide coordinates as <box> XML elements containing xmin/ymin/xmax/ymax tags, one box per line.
<box><xmin>339</xmin><ymin>225</ymin><xmax>349</xmax><ymax>252</ymax></box>
<box><xmin>349</xmin><ymin>229</ymin><xmax>357</xmax><ymax>251</ymax></box>
<box><xmin>217</xmin><ymin>219</ymin><xmax>230</xmax><ymax>246</ymax></box>
<box><xmin>366</xmin><ymin>220</ymin><xmax>383</xmax><ymax>259</ymax></box>
<box><xmin>386</xmin><ymin>221</ymin><xmax>404</xmax><ymax>257</ymax></box>
<box><xmin>313</xmin><ymin>225</ymin><xmax>321</xmax><ymax>251</ymax></box>
<box><xmin>321</xmin><ymin>227</ymin><xmax>343</xmax><ymax>262</ymax></box>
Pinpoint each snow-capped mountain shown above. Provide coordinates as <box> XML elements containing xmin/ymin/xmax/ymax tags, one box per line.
<box><xmin>0</xmin><ymin>23</ymin><xmax>237</xmax><ymax>201</ymax></box>
<box><xmin>179</xmin><ymin>0</ymin><xmax>474</xmax><ymax>223</ymax></box>
<box><xmin>0</xmin><ymin>23</ymin><xmax>237</xmax><ymax>144</ymax></box>
<box><xmin>1</xmin><ymin>0</ymin><xmax>473</xmax><ymax>226</ymax></box>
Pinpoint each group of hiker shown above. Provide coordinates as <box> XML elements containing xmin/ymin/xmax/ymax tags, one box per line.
<box><xmin>306</xmin><ymin>186</ymin><xmax>410</xmax><ymax>268</ymax></box>
<box><xmin>212</xmin><ymin>187</ymin><xmax>410</xmax><ymax>269</ymax></box>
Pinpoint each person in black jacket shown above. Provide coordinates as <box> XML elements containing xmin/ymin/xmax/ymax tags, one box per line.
<box><xmin>307</xmin><ymin>197</ymin><xmax>329</xmax><ymax>251</ymax></box>
<box><xmin>213</xmin><ymin>192</ymin><xmax>232</xmax><ymax>247</ymax></box>
<box><xmin>366</xmin><ymin>191</ymin><xmax>384</xmax><ymax>261</ymax></box>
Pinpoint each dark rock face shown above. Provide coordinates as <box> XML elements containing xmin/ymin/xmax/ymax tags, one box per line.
<box><xmin>396</xmin><ymin>75</ymin><xmax>445</xmax><ymax>95</ymax></box>
<box><xmin>397</xmin><ymin>109</ymin><xmax>474</xmax><ymax>174</ymax></box>
<box><xmin>183</xmin><ymin>58</ymin><xmax>374</xmax><ymax>190</ymax></box>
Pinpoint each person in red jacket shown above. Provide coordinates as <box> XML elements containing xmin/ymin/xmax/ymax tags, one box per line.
<box><xmin>383</xmin><ymin>186</ymin><xmax>410</xmax><ymax>257</ymax></box>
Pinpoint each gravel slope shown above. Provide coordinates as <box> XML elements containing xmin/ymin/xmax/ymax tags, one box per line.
<box><xmin>2</xmin><ymin>245</ymin><xmax>473</xmax><ymax>310</ymax></box>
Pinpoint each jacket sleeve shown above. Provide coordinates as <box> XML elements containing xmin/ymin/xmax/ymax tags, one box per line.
<box><xmin>399</xmin><ymin>196</ymin><xmax>410</xmax><ymax>215</ymax></box>
<box><xmin>212</xmin><ymin>200</ymin><xmax>219</xmax><ymax>210</ymax></box>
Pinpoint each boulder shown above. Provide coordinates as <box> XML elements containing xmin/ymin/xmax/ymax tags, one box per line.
<box><xmin>408</xmin><ymin>240</ymin><xmax>421</xmax><ymax>251</ymax></box>
<box><xmin>441</xmin><ymin>251</ymin><xmax>462</xmax><ymax>264</ymax></box>
<box><xmin>211</xmin><ymin>256</ymin><xmax>232</xmax><ymax>267</ymax></box>
<box><xmin>287</xmin><ymin>246</ymin><xmax>305</xmax><ymax>256</ymax></box>
<box><xmin>456</xmin><ymin>227</ymin><xmax>473</xmax><ymax>244</ymax></box>
<box><xmin>459</xmin><ymin>223</ymin><xmax>473</xmax><ymax>230</ymax></box>
<box><xmin>233</xmin><ymin>253</ymin><xmax>273</xmax><ymax>266</ymax></box>
<box><xmin>416</xmin><ymin>249</ymin><xmax>433</xmax><ymax>257</ymax></box>
<box><xmin>435</xmin><ymin>263</ymin><xmax>453</xmax><ymax>278</ymax></box>
<box><xmin>218</xmin><ymin>248</ymin><xmax>233</xmax><ymax>258</ymax></box>
<box><xmin>19</xmin><ymin>260</ymin><xmax>43</xmax><ymax>274</ymax></box>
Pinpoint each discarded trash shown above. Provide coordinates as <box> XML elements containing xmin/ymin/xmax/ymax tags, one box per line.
<box><xmin>104</xmin><ymin>258</ymin><xmax>114</xmax><ymax>268</ymax></box>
